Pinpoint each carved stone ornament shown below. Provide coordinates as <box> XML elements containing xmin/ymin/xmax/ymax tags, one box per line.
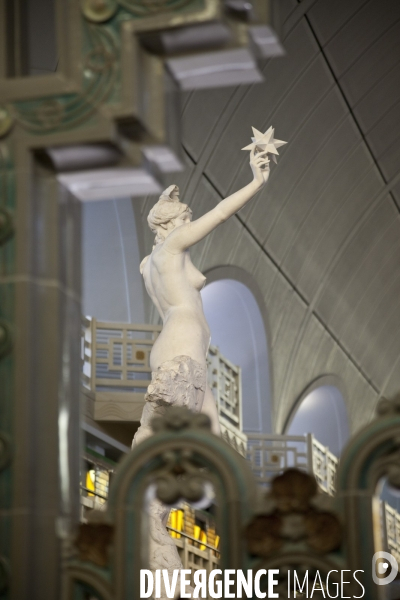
<box><xmin>154</xmin><ymin>448</ymin><xmax>208</xmax><ymax>505</ymax></box>
<box><xmin>150</xmin><ymin>409</ymin><xmax>212</xmax><ymax>505</ymax></box>
<box><xmin>82</xmin><ymin>0</ymin><xmax>193</xmax><ymax>21</ymax></box>
<box><xmin>81</xmin><ymin>0</ymin><xmax>118</xmax><ymax>22</ymax></box>
<box><xmin>245</xmin><ymin>469</ymin><xmax>342</xmax><ymax>557</ymax></box>
<box><xmin>118</xmin><ymin>0</ymin><xmax>193</xmax><ymax>17</ymax></box>
<box><xmin>151</xmin><ymin>405</ymin><xmax>212</xmax><ymax>434</ymax></box>
<box><xmin>74</xmin><ymin>511</ymin><xmax>114</xmax><ymax>568</ymax></box>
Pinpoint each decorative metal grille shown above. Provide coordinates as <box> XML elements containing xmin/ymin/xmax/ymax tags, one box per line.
<box><xmin>80</xmin><ymin>451</ymin><xmax>115</xmax><ymax>516</ymax></box>
<box><xmin>172</xmin><ymin>534</ymin><xmax>220</xmax><ymax>580</ymax></box>
<box><xmin>383</xmin><ymin>502</ymin><xmax>400</xmax><ymax>564</ymax></box>
<box><xmin>207</xmin><ymin>346</ymin><xmax>242</xmax><ymax>431</ymax></box>
<box><xmin>246</xmin><ymin>433</ymin><xmax>338</xmax><ymax>495</ymax></box>
<box><xmin>311</xmin><ymin>437</ymin><xmax>338</xmax><ymax>496</ymax></box>
<box><xmin>247</xmin><ymin>433</ymin><xmax>312</xmax><ymax>486</ymax></box>
<box><xmin>82</xmin><ymin>317</ymin><xmax>161</xmax><ymax>392</ymax></box>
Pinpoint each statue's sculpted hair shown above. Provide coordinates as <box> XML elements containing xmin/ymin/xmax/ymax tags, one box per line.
<box><xmin>147</xmin><ymin>185</ymin><xmax>189</xmax><ymax>245</ymax></box>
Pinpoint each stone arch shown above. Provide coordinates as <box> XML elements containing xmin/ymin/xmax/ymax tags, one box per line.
<box><xmin>202</xmin><ymin>266</ymin><xmax>273</xmax><ymax>433</ymax></box>
<box><xmin>284</xmin><ymin>375</ymin><xmax>350</xmax><ymax>456</ymax></box>
<box><xmin>82</xmin><ymin>197</ymin><xmax>146</xmax><ymax>323</ymax></box>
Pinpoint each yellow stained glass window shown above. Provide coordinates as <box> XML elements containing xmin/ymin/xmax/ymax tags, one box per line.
<box><xmin>168</xmin><ymin>509</ymin><xmax>183</xmax><ymax>538</ymax></box>
<box><xmin>86</xmin><ymin>469</ymin><xmax>95</xmax><ymax>496</ymax></box>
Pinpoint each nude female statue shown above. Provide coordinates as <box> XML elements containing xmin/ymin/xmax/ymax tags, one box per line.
<box><xmin>131</xmin><ymin>128</ymin><xmax>286</xmax><ymax>597</ymax></box>
<box><xmin>132</xmin><ymin>146</ymin><xmax>271</xmax><ymax>447</ymax></box>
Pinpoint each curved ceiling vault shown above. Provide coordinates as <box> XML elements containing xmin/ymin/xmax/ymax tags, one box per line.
<box><xmin>137</xmin><ymin>0</ymin><xmax>400</xmax><ymax>434</ymax></box>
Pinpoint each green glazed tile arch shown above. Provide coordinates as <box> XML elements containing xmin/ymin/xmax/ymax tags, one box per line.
<box><xmin>334</xmin><ymin>411</ymin><xmax>400</xmax><ymax>600</ymax></box>
<box><xmin>0</xmin><ymin>107</ymin><xmax>14</xmax><ymax>139</ymax></box>
<box><xmin>0</xmin><ymin>207</ymin><xmax>14</xmax><ymax>246</ymax></box>
<box><xmin>336</xmin><ymin>414</ymin><xmax>400</xmax><ymax>493</ymax></box>
<box><xmin>0</xmin><ymin>321</ymin><xmax>13</xmax><ymax>360</ymax></box>
<box><xmin>0</xmin><ymin>432</ymin><xmax>12</xmax><ymax>472</ymax></box>
<box><xmin>118</xmin><ymin>0</ymin><xmax>198</xmax><ymax>16</ymax></box>
<box><xmin>13</xmin><ymin>22</ymin><xmax>119</xmax><ymax>135</ymax></box>
<box><xmin>107</xmin><ymin>426</ymin><xmax>258</xmax><ymax>600</ymax></box>
<box><xmin>0</xmin><ymin>555</ymin><xmax>10</xmax><ymax>595</ymax></box>
<box><xmin>65</xmin><ymin>563</ymin><xmax>113</xmax><ymax>600</ymax></box>
<box><xmin>82</xmin><ymin>0</ymin><xmax>203</xmax><ymax>21</ymax></box>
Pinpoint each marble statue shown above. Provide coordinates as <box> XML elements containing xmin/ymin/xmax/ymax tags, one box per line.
<box><xmin>132</xmin><ymin>128</ymin><xmax>286</xmax><ymax>598</ymax></box>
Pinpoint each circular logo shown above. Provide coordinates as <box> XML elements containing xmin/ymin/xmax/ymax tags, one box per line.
<box><xmin>372</xmin><ymin>551</ymin><xmax>398</xmax><ymax>585</ymax></box>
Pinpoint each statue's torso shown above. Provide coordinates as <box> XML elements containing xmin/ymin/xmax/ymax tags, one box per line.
<box><xmin>142</xmin><ymin>245</ymin><xmax>210</xmax><ymax>370</ymax></box>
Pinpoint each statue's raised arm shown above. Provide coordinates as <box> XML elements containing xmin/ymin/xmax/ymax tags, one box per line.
<box><xmin>163</xmin><ymin>146</ymin><xmax>270</xmax><ymax>253</ymax></box>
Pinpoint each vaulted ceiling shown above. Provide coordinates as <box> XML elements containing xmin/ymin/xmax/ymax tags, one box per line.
<box><xmin>30</xmin><ymin>0</ymin><xmax>400</xmax><ymax>433</ymax></box>
<box><xmin>137</xmin><ymin>0</ymin><xmax>400</xmax><ymax>432</ymax></box>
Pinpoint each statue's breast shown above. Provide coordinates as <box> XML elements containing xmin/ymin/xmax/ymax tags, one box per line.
<box><xmin>185</xmin><ymin>255</ymin><xmax>206</xmax><ymax>291</ymax></box>
<box><xmin>144</xmin><ymin>245</ymin><xmax>206</xmax><ymax>292</ymax></box>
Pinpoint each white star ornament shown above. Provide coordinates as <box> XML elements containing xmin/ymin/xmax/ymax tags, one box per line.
<box><xmin>242</xmin><ymin>126</ymin><xmax>287</xmax><ymax>163</ymax></box>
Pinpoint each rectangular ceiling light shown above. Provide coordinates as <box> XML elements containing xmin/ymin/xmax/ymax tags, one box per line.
<box><xmin>249</xmin><ymin>25</ymin><xmax>285</xmax><ymax>58</ymax></box>
<box><xmin>58</xmin><ymin>168</ymin><xmax>161</xmax><ymax>201</ymax></box>
<box><xmin>166</xmin><ymin>48</ymin><xmax>263</xmax><ymax>90</ymax></box>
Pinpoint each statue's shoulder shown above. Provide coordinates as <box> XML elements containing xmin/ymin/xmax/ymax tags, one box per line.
<box><xmin>140</xmin><ymin>255</ymin><xmax>149</xmax><ymax>274</ymax></box>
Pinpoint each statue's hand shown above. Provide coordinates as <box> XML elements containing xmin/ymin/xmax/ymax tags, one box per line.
<box><xmin>250</xmin><ymin>148</ymin><xmax>270</xmax><ymax>187</ymax></box>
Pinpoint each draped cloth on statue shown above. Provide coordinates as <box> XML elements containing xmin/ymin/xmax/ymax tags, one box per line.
<box><xmin>132</xmin><ymin>355</ymin><xmax>205</xmax><ymax>599</ymax></box>
<box><xmin>132</xmin><ymin>355</ymin><xmax>206</xmax><ymax>447</ymax></box>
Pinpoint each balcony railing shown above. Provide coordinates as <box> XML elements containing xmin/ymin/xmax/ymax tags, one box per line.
<box><xmin>207</xmin><ymin>346</ymin><xmax>247</xmax><ymax>457</ymax></box>
<box><xmin>80</xmin><ymin>445</ymin><xmax>400</xmax><ymax>571</ymax></box>
<box><xmin>311</xmin><ymin>436</ymin><xmax>338</xmax><ymax>495</ymax></box>
<box><xmin>166</xmin><ymin>504</ymin><xmax>220</xmax><ymax>577</ymax></box>
<box><xmin>247</xmin><ymin>433</ymin><xmax>338</xmax><ymax>495</ymax></box>
<box><xmin>82</xmin><ymin>317</ymin><xmax>159</xmax><ymax>393</ymax></box>
<box><xmin>80</xmin><ymin>449</ymin><xmax>115</xmax><ymax>520</ymax></box>
<box><xmin>82</xmin><ymin>317</ymin><xmax>247</xmax><ymax>455</ymax></box>
<box><xmin>80</xmin><ymin>450</ymin><xmax>221</xmax><ymax>572</ymax></box>
<box><xmin>167</xmin><ymin>528</ymin><xmax>220</xmax><ymax>578</ymax></box>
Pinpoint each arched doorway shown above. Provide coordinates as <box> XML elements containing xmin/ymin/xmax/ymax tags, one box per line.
<box><xmin>82</xmin><ymin>197</ymin><xmax>146</xmax><ymax>323</ymax></box>
<box><xmin>201</xmin><ymin>279</ymin><xmax>272</xmax><ymax>434</ymax></box>
<box><xmin>286</xmin><ymin>384</ymin><xmax>349</xmax><ymax>457</ymax></box>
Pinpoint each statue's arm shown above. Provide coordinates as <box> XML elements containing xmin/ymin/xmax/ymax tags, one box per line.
<box><xmin>165</xmin><ymin>149</ymin><xmax>270</xmax><ymax>252</ymax></box>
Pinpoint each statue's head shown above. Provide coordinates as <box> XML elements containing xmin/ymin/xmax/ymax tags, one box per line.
<box><xmin>148</xmin><ymin>185</ymin><xmax>192</xmax><ymax>245</ymax></box>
